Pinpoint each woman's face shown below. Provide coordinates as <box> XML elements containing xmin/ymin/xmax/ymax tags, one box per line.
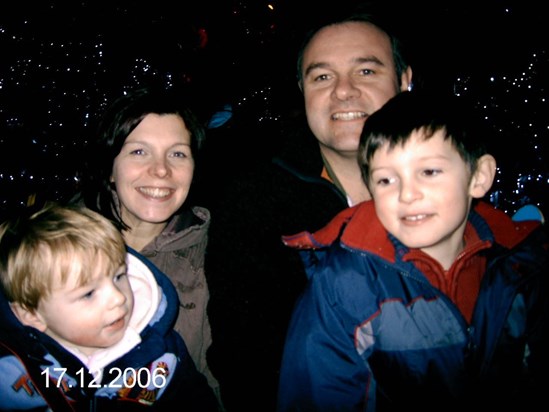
<box><xmin>111</xmin><ymin>113</ymin><xmax>194</xmax><ymax>227</ymax></box>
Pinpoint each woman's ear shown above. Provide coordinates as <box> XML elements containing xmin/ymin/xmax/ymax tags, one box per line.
<box><xmin>469</xmin><ymin>154</ymin><xmax>497</xmax><ymax>198</ymax></box>
<box><xmin>9</xmin><ymin>302</ymin><xmax>47</xmax><ymax>332</ymax></box>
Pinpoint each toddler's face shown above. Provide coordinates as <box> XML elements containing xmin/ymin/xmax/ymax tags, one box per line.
<box><xmin>35</xmin><ymin>255</ymin><xmax>133</xmax><ymax>356</ymax></box>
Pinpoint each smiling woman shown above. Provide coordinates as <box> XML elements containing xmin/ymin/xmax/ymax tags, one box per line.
<box><xmin>70</xmin><ymin>86</ymin><xmax>223</xmax><ymax>409</ymax></box>
<box><xmin>110</xmin><ymin>112</ymin><xmax>195</xmax><ymax>250</ymax></box>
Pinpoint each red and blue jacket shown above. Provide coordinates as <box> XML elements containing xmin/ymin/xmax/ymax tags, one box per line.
<box><xmin>277</xmin><ymin>201</ymin><xmax>549</xmax><ymax>412</ymax></box>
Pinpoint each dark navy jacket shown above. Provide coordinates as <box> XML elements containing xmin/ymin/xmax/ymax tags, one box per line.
<box><xmin>277</xmin><ymin>201</ymin><xmax>549</xmax><ymax>412</ymax></box>
<box><xmin>203</xmin><ymin>125</ymin><xmax>349</xmax><ymax>412</ymax></box>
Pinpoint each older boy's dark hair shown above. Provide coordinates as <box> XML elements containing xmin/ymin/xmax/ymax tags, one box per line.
<box><xmin>358</xmin><ymin>90</ymin><xmax>492</xmax><ymax>186</ymax></box>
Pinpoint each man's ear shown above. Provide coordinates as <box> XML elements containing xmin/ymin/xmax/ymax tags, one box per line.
<box><xmin>9</xmin><ymin>302</ymin><xmax>47</xmax><ymax>332</ymax></box>
<box><xmin>469</xmin><ymin>154</ymin><xmax>497</xmax><ymax>198</ymax></box>
<box><xmin>400</xmin><ymin>66</ymin><xmax>413</xmax><ymax>92</ymax></box>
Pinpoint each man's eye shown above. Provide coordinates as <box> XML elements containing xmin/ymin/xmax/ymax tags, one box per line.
<box><xmin>313</xmin><ymin>74</ymin><xmax>330</xmax><ymax>82</ymax></box>
<box><xmin>359</xmin><ymin>68</ymin><xmax>374</xmax><ymax>76</ymax></box>
<box><xmin>129</xmin><ymin>148</ymin><xmax>145</xmax><ymax>155</ymax></box>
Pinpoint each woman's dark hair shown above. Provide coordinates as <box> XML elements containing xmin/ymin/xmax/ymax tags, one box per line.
<box><xmin>76</xmin><ymin>86</ymin><xmax>205</xmax><ymax>230</ymax></box>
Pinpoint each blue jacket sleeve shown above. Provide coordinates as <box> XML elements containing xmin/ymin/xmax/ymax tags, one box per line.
<box><xmin>277</xmin><ymin>261</ymin><xmax>374</xmax><ymax>412</ymax></box>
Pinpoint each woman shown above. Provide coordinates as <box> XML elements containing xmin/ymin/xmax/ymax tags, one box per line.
<box><xmin>73</xmin><ymin>86</ymin><xmax>222</xmax><ymax>408</ymax></box>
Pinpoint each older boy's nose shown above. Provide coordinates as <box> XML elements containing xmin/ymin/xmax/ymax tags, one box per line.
<box><xmin>399</xmin><ymin>180</ymin><xmax>422</xmax><ymax>203</ymax></box>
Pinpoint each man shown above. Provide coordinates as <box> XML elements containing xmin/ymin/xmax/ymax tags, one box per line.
<box><xmin>203</xmin><ymin>9</ymin><xmax>413</xmax><ymax>412</ymax></box>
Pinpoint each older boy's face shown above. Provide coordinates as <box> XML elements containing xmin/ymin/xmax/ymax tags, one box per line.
<box><xmin>35</xmin><ymin>255</ymin><xmax>133</xmax><ymax>357</ymax></box>
<box><xmin>368</xmin><ymin>131</ymin><xmax>474</xmax><ymax>263</ymax></box>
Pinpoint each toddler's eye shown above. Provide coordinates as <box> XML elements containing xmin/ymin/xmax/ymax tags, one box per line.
<box><xmin>114</xmin><ymin>272</ymin><xmax>127</xmax><ymax>283</ymax></box>
<box><xmin>80</xmin><ymin>289</ymin><xmax>94</xmax><ymax>300</ymax></box>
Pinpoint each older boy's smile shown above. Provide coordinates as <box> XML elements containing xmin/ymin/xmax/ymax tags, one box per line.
<box><xmin>401</xmin><ymin>213</ymin><xmax>431</xmax><ymax>224</ymax></box>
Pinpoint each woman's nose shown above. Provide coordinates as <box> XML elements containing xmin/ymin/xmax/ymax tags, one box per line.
<box><xmin>150</xmin><ymin>157</ymin><xmax>170</xmax><ymax>177</ymax></box>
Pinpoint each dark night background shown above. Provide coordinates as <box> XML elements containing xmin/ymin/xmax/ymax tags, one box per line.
<box><xmin>0</xmin><ymin>0</ymin><xmax>548</xmax><ymax>219</ymax></box>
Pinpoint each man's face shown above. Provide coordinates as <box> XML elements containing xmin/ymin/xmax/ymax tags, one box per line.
<box><xmin>301</xmin><ymin>21</ymin><xmax>410</xmax><ymax>158</ymax></box>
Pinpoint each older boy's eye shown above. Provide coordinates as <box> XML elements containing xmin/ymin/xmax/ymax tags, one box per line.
<box><xmin>376</xmin><ymin>177</ymin><xmax>394</xmax><ymax>186</ymax></box>
<box><xmin>423</xmin><ymin>169</ymin><xmax>441</xmax><ymax>177</ymax></box>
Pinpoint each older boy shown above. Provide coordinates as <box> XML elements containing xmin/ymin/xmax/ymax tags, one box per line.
<box><xmin>277</xmin><ymin>91</ymin><xmax>549</xmax><ymax>411</ymax></box>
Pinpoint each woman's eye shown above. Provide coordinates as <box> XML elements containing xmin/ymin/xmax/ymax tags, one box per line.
<box><xmin>172</xmin><ymin>151</ymin><xmax>188</xmax><ymax>158</ymax></box>
<box><xmin>129</xmin><ymin>148</ymin><xmax>145</xmax><ymax>155</ymax></box>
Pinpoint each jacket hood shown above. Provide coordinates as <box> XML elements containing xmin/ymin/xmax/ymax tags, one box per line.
<box><xmin>144</xmin><ymin>206</ymin><xmax>210</xmax><ymax>253</ymax></box>
<box><xmin>283</xmin><ymin>200</ymin><xmax>541</xmax><ymax>263</ymax></box>
<box><xmin>110</xmin><ymin>188</ymin><xmax>210</xmax><ymax>252</ymax></box>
